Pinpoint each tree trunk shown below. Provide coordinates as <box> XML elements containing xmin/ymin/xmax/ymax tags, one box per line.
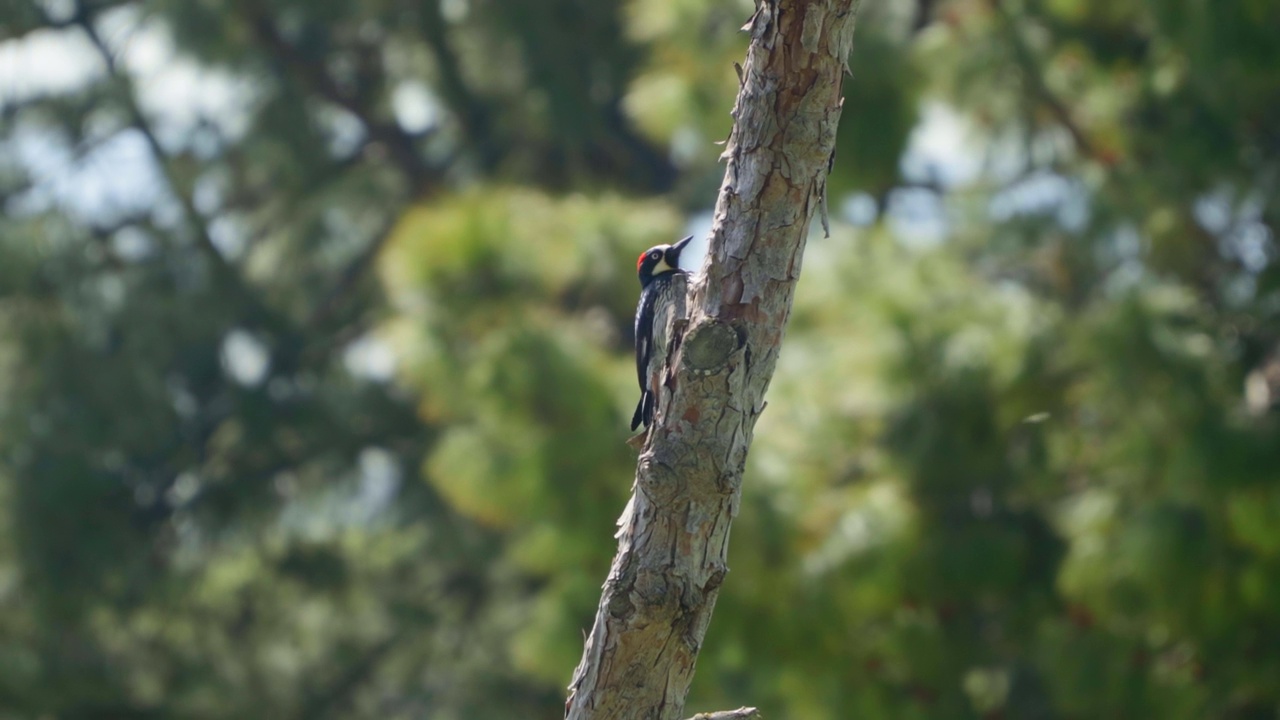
<box><xmin>565</xmin><ymin>1</ymin><xmax>862</xmax><ymax>718</ymax></box>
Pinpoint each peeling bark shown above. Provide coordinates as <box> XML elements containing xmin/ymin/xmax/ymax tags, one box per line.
<box><xmin>684</xmin><ymin>708</ymin><xmax>760</xmax><ymax>720</ymax></box>
<box><xmin>565</xmin><ymin>2</ymin><xmax>861</xmax><ymax>718</ymax></box>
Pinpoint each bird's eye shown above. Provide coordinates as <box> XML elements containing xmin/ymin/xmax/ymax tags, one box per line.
<box><xmin>650</xmin><ymin>251</ymin><xmax>661</xmax><ymax>259</ymax></box>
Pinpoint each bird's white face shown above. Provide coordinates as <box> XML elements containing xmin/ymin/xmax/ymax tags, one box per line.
<box><xmin>637</xmin><ymin>246</ymin><xmax>676</xmax><ymax>277</ymax></box>
<box><xmin>637</xmin><ymin>235</ymin><xmax>693</xmax><ymax>283</ymax></box>
<box><xmin>653</xmin><ymin>248</ymin><xmax>676</xmax><ymax>275</ymax></box>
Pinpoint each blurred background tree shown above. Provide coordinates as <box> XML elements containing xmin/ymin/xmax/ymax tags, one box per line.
<box><xmin>1</xmin><ymin>0</ymin><xmax>1278</xmax><ymax>718</ymax></box>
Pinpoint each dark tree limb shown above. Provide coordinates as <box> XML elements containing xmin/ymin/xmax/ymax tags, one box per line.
<box><xmin>239</xmin><ymin>5</ymin><xmax>440</xmax><ymax>193</ymax></box>
<box><xmin>994</xmin><ymin>0</ymin><xmax>1097</xmax><ymax>159</ymax></box>
<box><xmin>417</xmin><ymin>0</ymin><xmax>501</xmax><ymax>172</ymax></box>
<box><xmin>69</xmin><ymin>1</ymin><xmax>291</xmax><ymax>336</ymax></box>
<box><xmin>565</xmin><ymin>1</ymin><xmax>861</xmax><ymax>718</ymax></box>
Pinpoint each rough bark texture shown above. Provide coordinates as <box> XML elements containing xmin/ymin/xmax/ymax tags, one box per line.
<box><xmin>565</xmin><ymin>2</ymin><xmax>860</xmax><ymax>718</ymax></box>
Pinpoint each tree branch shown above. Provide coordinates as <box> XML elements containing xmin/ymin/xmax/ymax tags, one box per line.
<box><xmin>69</xmin><ymin>1</ymin><xmax>289</xmax><ymax>335</ymax></box>
<box><xmin>296</xmin><ymin>634</ymin><xmax>404</xmax><ymax>720</ymax></box>
<box><xmin>565</xmin><ymin>1</ymin><xmax>861</xmax><ymax>718</ymax></box>
<box><xmin>239</xmin><ymin>5</ymin><xmax>439</xmax><ymax>193</ymax></box>
<box><xmin>238</xmin><ymin>5</ymin><xmax>452</xmax><ymax>333</ymax></box>
<box><xmin>417</xmin><ymin>0</ymin><xmax>501</xmax><ymax>172</ymax></box>
<box><xmin>993</xmin><ymin>0</ymin><xmax>1097</xmax><ymax>160</ymax></box>
<box><xmin>303</xmin><ymin>213</ymin><xmax>398</xmax><ymax>331</ymax></box>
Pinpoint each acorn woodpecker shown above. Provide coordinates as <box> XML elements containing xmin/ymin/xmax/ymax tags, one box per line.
<box><xmin>631</xmin><ymin>235</ymin><xmax>694</xmax><ymax>431</ymax></box>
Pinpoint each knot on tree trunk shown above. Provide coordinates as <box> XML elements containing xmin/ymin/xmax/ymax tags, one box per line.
<box><xmin>681</xmin><ymin>320</ymin><xmax>743</xmax><ymax>377</ymax></box>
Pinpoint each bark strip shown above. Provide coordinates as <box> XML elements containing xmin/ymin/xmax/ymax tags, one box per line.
<box><xmin>566</xmin><ymin>2</ymin><xmax>861</xmax><ymax>718</ymax></box>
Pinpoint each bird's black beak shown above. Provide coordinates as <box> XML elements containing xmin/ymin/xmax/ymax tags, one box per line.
<box><xmin>668</xmin><ymin>235</ymin><xmax>695</xmax><ymax>266</ymax></box>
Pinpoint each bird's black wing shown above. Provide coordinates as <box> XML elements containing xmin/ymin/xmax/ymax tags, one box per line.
<box><xmin>634</xmin><ymin>285</ymin><xmax>655</xmax><ymax>391</ymax></box>
<box><xmin>631</xmin><ymin>285</ymin><xmax>657</xmax><ymax>431</ymax></box>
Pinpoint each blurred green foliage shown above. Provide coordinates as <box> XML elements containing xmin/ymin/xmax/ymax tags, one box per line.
<box><xmin>2</xmin><ymin>0</ymin><xmax>1279</xmax><ymax>717</ymax></box>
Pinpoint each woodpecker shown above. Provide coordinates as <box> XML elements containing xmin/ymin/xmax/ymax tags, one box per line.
<box><xmin>631</xmin><ymin>235</ymin><xmax>694</xmax><ymax>432</ymax></box>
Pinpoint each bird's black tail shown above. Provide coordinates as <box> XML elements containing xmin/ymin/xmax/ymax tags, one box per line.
<box><xmin>630</xmin><ymin>390</ymin><xmax>656</xmax><ymax>432</ymax></box>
